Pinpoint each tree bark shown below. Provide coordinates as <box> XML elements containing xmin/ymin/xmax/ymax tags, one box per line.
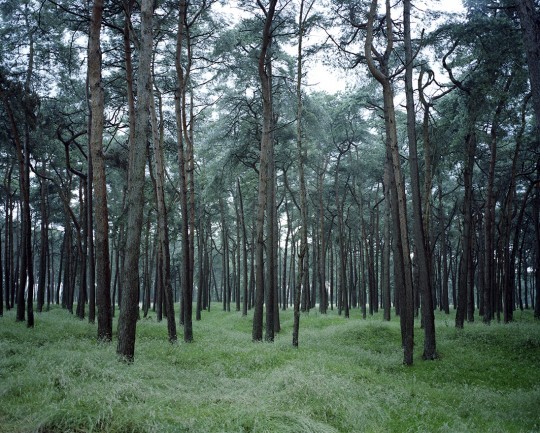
<box><xmin>516</xmin><ymin>0</ymin><xmax>540</xmax><ymax>131</ymax></box>
<box><xmin>36</xmin><ymin>165</ymin><xmax>48</xmax><ymax>313</ymax></box>
<box><xmin>456</xmin><ymin>128</ymin><xmax>475</xmax><ymax>328</ymax></box>
<box><xmin>117</xmin><ymin>0</ymin><xmax>154</xmax><ymax>361</ymax></box>
<box><xmin>253</xmin><ymin>0</ymin><xmax>277</xmax><ymax>342</ymax></box>
<box><xmin>0</xmin><ymin>78</ymin><xmax>33</xmax><ymax>326</ymax></box>
<box><xmin>403</xmin><ymin>0</ymin><xmax>436</xmax><ymax>360</ymax></box>
<box><xmin>150</xmin><ymin>71</ymin><xmax>177</xmax><ymax>342</ymax></box>
<box><xmin>88</xmin><ymin>0</ymin><xmax>112</xmax><ymax>341</ymax></box>
<box><xmin>237</xmin><ymin>178</ymin><xmax>249</xmax><ymax>317</ymax></box>
<box><xmin>175</xmin><ymin>0</ymin><xmax>194</xmax><ymax>342</ymax></box>
<box><xmin>4</xmin><ymin>167</ymin><xmax>14</xmax><ymax>312</ymax></box>
<box><xmin>534</xmin><ymin>161</ymin><xmax>540</xmax><ymax>319</ymax></box>
<box><xmin>365</xmin><ymin>0</ymin><xmax>414</xmax><ymax>365</ymax></box>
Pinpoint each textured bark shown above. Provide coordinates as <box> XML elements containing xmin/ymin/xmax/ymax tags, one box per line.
<box><xmin>0</xmin><ymin>225</ymin><xmax>2</xmax><ymax>316</ymax></box>
<box><xmin>4</xmin><ymin>167</ymin><xmax>14</xmax><ymax>311</ymax></box>
<box><xmin>293</xmin><ymin>0</ymin><xmax>311</xmax><ymax>346</ymax></box>
<box><xmin>150</xmin><ymin>74</ymin><xmax>177</xmax><ymax>342</ymax></box>
<box><xmin>253</xmin><ymin>0</ymin><xmax>277</xmax><ymax>342</ymax></box>
<box><xmin>317</xmin><ymin>159</ymin><xmax>329</xmax><ymax>314</ymax></box>
<box><xmin>116</xmin><ymin>0</ymin><xmax>153</xmax><ymax>361</ymax></box>
<box><xmin>0</xmin><ymin>80</ymin><xmax>32</xmax><ymax>326</ymax></box>
<box><xmin>534</xmin><ymin>161</ymin><xmax>540</xmax><ymax>319</ymax></box>
<box><xmin>36</xmin><ymin>170</ymin><xmax>48</xmax><ymax>313</ymax></box>
<box><xmin>237</xmin><ymin>179</ymin><xmax>249</xmax><ymax>317</ymax></box>
<box><xmin>484</xmin><ymin>76</ymin><xmax>513</xmax><ymax>323</ymax></box>
<box><xmin>175</xmin><ymin>0</ymin><xmax>193</xmax><ymax>342</ymax></box>
<box><xmin>517</xmin><ymin>0</ymin><xmax>540</xmax><ymax>130</ymax></box>
<box><xmin>382</xmin><ymin>194</ymin><xmax>391</xmax><ymax>321</ymax></box>
<box><xmin>456</xmin><ymin>129</ymin><xmax>475</xmax><ymax>328</ymax></box>
<box><xmin>88</xmin><ymin>0</ymin><xmax>112</xmax><ymax>341</ymax></box>
<box><xmin>87</xmin><ymin>148</ymin><xmax>96</xmax><ymax>323</ymax></box>
<box><xmin>516</xmin><ymin>0</ymin><xmax>540</xmax><ymax>319</ymax></box>
<box><xmin>365</xmin><ymin>0</ymin><xmax>414</xmax><ymax>365</ymax></box>
<box><xmin>403</xmin><ymin>0</ymin><xmax>436</xmax><ymax>360</ymax></box>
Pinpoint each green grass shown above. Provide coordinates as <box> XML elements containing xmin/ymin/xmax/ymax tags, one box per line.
<box><xmin>1</xmin><ymin>305</ymin><xmax>539</xmax><ymax>433</ymax></box>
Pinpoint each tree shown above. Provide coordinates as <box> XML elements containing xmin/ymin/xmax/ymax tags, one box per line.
<box><xmin>88</xmin><ymin>0</ymin><xmax>112</xmax><ymax>341</ymax></box>
<box><xmin>515</xmin><ymin>0</ymin><xmax>540</xmax><ymax>320</ymax></box>
<box><xmin>365</xmin><ymin>0</ymin><xmax>414</xmax><ymax>365</ymax></box>
<box><xmin>253</xmin><ymin>0</ymin><xmax>278</xmax><ymax>342</ymax></box>
<box><xmin>150</xmin><ymin>71</ymin><xmax>177</xmax><ymax>342</ymax></box>
<box><xmin>403</xmin><ymin>0</ymin><xmax>436</xmax><ymax>360</ymax></box>
<box><xmin>117</xmin><ymin>0</ymin><xmax>154</xmax><ymax>362</ymax></box>
<box><xmin>516</xmin><ymin>0</ymin><xmax>540</xmax><ymax>130</ymax></box>
<box><xmin>292</xmin><ymin>0</ymin><xmax>315</xmax><ymax>347</ymax></box>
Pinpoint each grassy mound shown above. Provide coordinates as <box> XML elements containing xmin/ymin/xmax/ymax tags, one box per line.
<box><xmin>1</xmin><ymin>305</ymin><xmax>538</xmax><ymax>432</ymax></box>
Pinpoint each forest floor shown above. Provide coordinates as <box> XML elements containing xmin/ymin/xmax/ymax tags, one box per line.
<box><xmin>0</xmin><ymin>304</ymin><xmax>539</xmax><ymax>433</ymax></box>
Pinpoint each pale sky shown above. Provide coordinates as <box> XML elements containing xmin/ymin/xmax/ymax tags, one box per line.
<box><xmin>306</xmin><ymin>0</ymin><xmax>466</xmax><ymax>94</ymax></box>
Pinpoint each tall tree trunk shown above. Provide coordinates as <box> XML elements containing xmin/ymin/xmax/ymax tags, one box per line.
<box><xmin>234</xmin><ymin>197</ymin><xmax>241</xmax><ymax>313</ymax></box>
<box><xmin>484</xmin><ymin>76</ymin><xmax>513</xmax><ymax>323</ymax></box>
<box><xmin>516</xmin><ymin>0</ymin><xmax>540</xmax><ymax>130</ymax></box>
<box><xmin>36</xmin><ymin>167</ymin><xmax>48</xmax><ymax>313</ymax></box>
<box><xmin>0</xmin><ymin>227</ymin><xmax>3</xmax><ymax>316</ymax></box>
<box><xmin>237</xmin><ymin>179</ymin><xmax>249</xmax><ymax>317</ymax></box>
<box><xmin>253</xmin><ymin>0</ymin><xmax>277</xmax><ymax>342</ymax></box>
<box><xmin>175</xmin><ymin>0</ymin><xmax>194</xmax><ymax>342</ymax></box>
<box><xmin>335</xmin><ymin>152</ymin><xmax>349</xmax><ymax>319</ymax></box>
<box><xmin>403</xmin><ymin>0</ymin><xmax>436</xmax><ymax>359</ymax></box>
<box><xmin>264</xmin><ymin>20</ymin><xmax>278</xmax><ymax>341</ymax></box>
<box><xmin>0</xmin><ymin>79</ymin><xmax>33</xmax><ymax>326</ymax></box>
<box><xmin>87</xmin><ymin>116</ymin><xmax>96</xmax><ymax>324</ymax></box>
<box><xmin>4</xmin><ymin>167</ymin><xmax>14</xmax><ymax>311</ymax></box>
<box><xmin>76</xmin><ymin>180</ymin><xmax>87</xmax><ymax>320</ymax></box>
<box><xmin>293</xmin><ymin>0</ymin><xmax>312</xmax><ymax>346</ymax></box>
<box><xmin>88</xmin><ymin>0</ymin><xmax>112</xmax><ymax>341</ymax></box>
<box><xmin>317</xmin><ymin>159</ymin><xmax>329</xmax><ymax>314</ymax></box>
<box><xmin>23</xmin><ymin>15</ymin><xmax>35</xmax><ymax>328</ymax></box>
<box><xmin>365</xmin><ymin>0</ymin><xmax>414</xmax><ymax>365</ymax></box>
<box><xmin>117</xmin><ymin>0</ymin><xmax>153</xmax><ymax>361</ymax></box>
<box><xmin>150</xmin><ymin>72</ymin><xmax>177</xmax><ymax>342</ymax></box>
<box><xmin>534</xmin><ymin>161</ymin><xmax>540</xmax><ymax>319</ymax></box>
<box><xmin>456</xmin><ymin>129</ymin><xmax>476</xmax><ymax>328</ymax></box>
<box><xmin>382</xmin><ymin>195</ymin><xmax>391</xmax><ymax>321</ymax></box>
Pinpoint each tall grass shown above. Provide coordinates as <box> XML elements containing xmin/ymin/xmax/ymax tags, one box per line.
<box><xmin>1</xmin><ymin>305</ymin><xmax>539</xmax><ymax>432</ymax></box>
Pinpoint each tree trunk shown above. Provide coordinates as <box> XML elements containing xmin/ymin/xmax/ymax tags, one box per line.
<box><xmin>317</xmin><ymin>160</ymin><xmax>329</xmax><ymax>314</ymax></box>
<box><xmin>365</xmin><ymin>0</ymin><xmax>414</xmax><ymax>365</ymax></box>
<box><xmin>87</xmin><ymin>113</ymin><xmax>96</xmax><ymax>324</ymax></box>
<box><xmin>0</xmin><ymin>227</ymin><xmax>3</xmax><ymax>316</ymax></box>
<box><xmin>237</xmin><ymin>179</ymin><xmax>249</xmax><ymax>316</ymax></box>
<box><xmin>516</xmin><ymin>0</ymin><xmax>540</xmax><ymax>130</ymax></box>
<box><xmin>253</xmin><ymin>0</ymin><xmax>278</xmax><ymax>342</ymax></box>
<box><xmin>116</xmin><ymin>0</ymin><xmax>153</xmax><ymax>361</ymax></box>
<box><xmin>150</xmin><ymin>71</ymin><xmax>177</xmax><ymax>342</ymax></box>
<box><xmin>534</xmin><ymin>161</ymin><xmax>540</xmax><ymax>319</ymax></box>
<box><xmin>175</xmin><ymin>0</ymin><xmax>193</xmax><ymax>342</ymax></box>
<box><xmin>456</xmin><ymin>129</ymin><xmax>476</xmax><ymax>328</ymax></box>
<box><xmin>76</xmin><ymin>180</ymin><xmax>87</xmax><ymax>320</ymax></box>
<box><xmin>293</xmin><ymin>0</ymin><xmax>311</xmax><ymax>346</ymax></box>
<box><xmin>36</xmin><ymin>170</ymin><xmax>49</xmax><ymax>313</ymax></box>
<box><xmin>382</xmin><ymin>196</ymin><xmax>391</xmax><ymax>321</ymax></box>
<box><xmin>4</xmin><ymin>167</ymin><xmax>14</xmax><ymax>311</ymax></box>
<box><xmin>1</xmin><ymin>83</ymin><xmax>33</xmax><ymax>327</ymax></box>
<box><xmin>403</xmin><ymin>0</ymin><xmax>436</xmax><ymax>360</ymax></box>
<box><xmin>88</xmin><ymin>0</ymin><xmax>112</xmax><ymax>341</ymax></box>
<box><xmin>484</xmin><ymin>76</ymin><xmax>513</xmax><ymax>323</ymax></box>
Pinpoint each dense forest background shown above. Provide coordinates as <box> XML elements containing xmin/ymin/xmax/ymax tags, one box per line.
<box><xmin>1</xmin><ymin>0</ymin><xmax>539</xmax><ymax>364</ymax></box>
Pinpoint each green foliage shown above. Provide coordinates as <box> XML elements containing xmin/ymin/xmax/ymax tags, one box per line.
<box><xmin>1</xmin><ymin>307</ymin><xmax>539</xmax><ymax>432</ymax></box>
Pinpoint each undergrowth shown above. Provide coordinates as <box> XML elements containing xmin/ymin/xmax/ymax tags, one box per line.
<box><xmin>0</xmin><ymin>305</ymin><xmax>539</xmax><ymax>432</ymax></box>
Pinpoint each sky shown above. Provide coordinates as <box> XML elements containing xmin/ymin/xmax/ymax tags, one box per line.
<box><xmin>305</xmin><ymin>0</ymin><xmax>466</xmax><ymax>94</ymax></box>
